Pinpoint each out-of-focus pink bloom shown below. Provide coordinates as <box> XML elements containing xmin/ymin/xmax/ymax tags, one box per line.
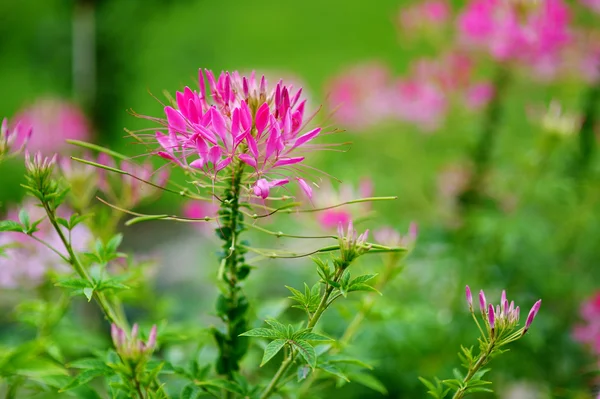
<box><xmin>391</xmin><ymin>78</ymin><xmax>447</xmax><ymax>131</ymax></box>
<box><xmin>438</xmin><ymin>163</ymin><xmax>471</xmax><ymax>203</ymax></box>
<box><xmin>458</xmin><ymin>0</ymin><xmax>571</xmax><ymax>69</ymax></box>
<box><xmin>326</xmin><ymin>63</ymin><xmax>393</xmax><ymax>130</ymax></box>
<box><xmin>96</xmin><ymin>154</ymin><xmax>169</xmax><ymax>208</ymax></box>
<box><xmin>182</xmin><ymin>200</ymin><xmax>219</xmax><ymax>234</ymax></box>
<box><xmin>373</xmin><ymin>222</ymin><xmax>418</xmax><ymax>248</ymax></box>
<box><xmin>465</xmin><ymin>83</ymin><xmax>495</xmax><ymax>110</ymax></box>
<box><xmin>560</xmin><ymin>30</ymin><xmax>600</xmax><ymax>84</ymax></box>
<box><xmin>397</xmin><ymin>0</ymin><xmax>451</xmax><ymax>35</ymax></box>
<box><xmin>141</xmin><ymin>69</ymin><xmax>323</xmax><ymax>200</ymax></box>
<box><xmin>311</xmin><ymin>178</ymin><xmax>373</xmax><ymax>231</ymax></box>
<box><xmin>580</xmin><ymin>0</ymin><xmax>600</xmax><ymax>13</ymax></box>
<box><xmin>0</xmin><ymin>201</ymin><xmax>91</xmax><ymax>288</ymax></box>
<box><xmin>573</xmin><ymin>292</ymin><xmax>600</xmax><ymax>356</ymax></box>
<box><xmin>11</xmin><ymin>98</ymin><xmax>92</xmax><ymax>154</ymax></box>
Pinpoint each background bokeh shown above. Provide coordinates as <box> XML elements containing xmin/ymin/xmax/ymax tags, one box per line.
<box><xmin>1</xmin><ymin>0</ymin><xmax>600</xmax><ymax>398</ymax></box>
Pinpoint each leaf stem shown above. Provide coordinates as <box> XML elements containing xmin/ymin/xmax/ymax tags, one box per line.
<box><xmin>451</xmin><ymin>338</ymin><xmax>496</xmax><ymax>399</ymax></box>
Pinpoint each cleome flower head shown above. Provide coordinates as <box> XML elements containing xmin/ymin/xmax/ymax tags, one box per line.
<box><xmin>337</xmin><ymin>221</ymin><xmax>371</xmax><ymax>266</ymax></box>
<box><xmin>143</xmin><ymin>68</ymin><xmax>324</xmax><ymax>200</ymax></box>
<box><xmin>111</xmin><ymin>323</ymin><xmax>157</xmax><ymax>362</ymax></box>
<box><xmin>0</xmin><ymin>117</ymin><xmax>31</xmax><ymax>161</ymax></box>
<box><xmin>466</xmin><ymin>286</ymin><xmax>541</xmax><ymax>344</ymax></box>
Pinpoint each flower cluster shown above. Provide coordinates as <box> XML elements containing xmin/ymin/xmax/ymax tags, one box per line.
<box><xmin>573</xmin><ymin>292</ymin><xmax>600</xmax><ymax>363</ymax></box>
<box><xmin>111</xmin><ymin>323</ymin><xmax>158</xmax><ymax>362</ymax></box>
<box><xmin>467</xmin><ymin>286</ymin><xmax>541</xmax><ymax>342</ymax></box>
<box><xmin>149</xmin><ymin>69</ymin><xmax>322</xmax><ymax>199</ymax></box>
<box><xmin>458</xmin><ymin>0</ymin><xmax>571</xmax><ymax>75</ymax></box>
<box><xmin>397</xmin><ymin>0</ymin><xmax>450</xmax><ymax>36</ymax></box>
<box><xmin>0</xmin><ymin>117</ymin><xmax>31</xmax><ymax>161</ymax></box>
<box><xmin>337</xmin><ymin>221</ymin><xmax>371</xmax><ymax>265</ymax></box>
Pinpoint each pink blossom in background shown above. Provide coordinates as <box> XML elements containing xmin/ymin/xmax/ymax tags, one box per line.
<box><xmin>390</xmin><ymin>78</ymin><xmax>447</xmax><ymax>132</ymax></box>
<box><xmin>573</xmin><ymin>292</ymin><xmax>600</xmax><ymax>359</ymax></box>
<box><xmin>458</xmin><ymin>0</ymin><xmax>571</xmax><ymax>70</ymax></box>
<box><xmin>0</xmin><ymin>201</ymin><xmax>91</xmax><ymax>288</ymax></box>
<box><xmin>11</xmin><ymin>98</ymin><xmax>92</xmax><ymax>154</ymax></box>
<box><xmin>310</xmin><ymin>178</ymin><xmax>373</xmax><ymax>231</ymax></box>
<box><xmin>465</xmin><ymin>83</ymin><xmax>495</xmax><ymax>110</ymax></box>
<box><xmin>398</xmin><ymin>0</ymin><xmax>451</xmax><ymax>35</ymax></box>
<box><xmin>182</xmin><ymin>200</ymin><xmax>220</xmax><ymax>234</ymax></box>
<box><xmin>580</xmin><ymin>0</ymin><xmax>600</xmax><ymax>13</ymax></box>
<box><xmin>374</xmin><ymin>222</ymin><xmax>418</xmax><ymax>248</ymax></box>
<box><xmin>143</xmin><ymin>69</ymin><xmax>324</xmax><ymax>199</ymax></box>
<box><xmin>561</xmin><ymin>30</ymin><xmax>600</xmax><ymax>84</ymax></box>
<box><xmin>326</xmin><ymin>63</ymin><xmax>393</xmax><ymax>130</ymax></box>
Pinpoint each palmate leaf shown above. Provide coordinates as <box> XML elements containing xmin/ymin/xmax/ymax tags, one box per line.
<box><xmin>260</xmin><ymin>339</ymin><xmax>287</xmax><ymax>366</ymax></box>
<box><xmin>293</xmin><ymin>331</ymin><xmax>333</xmax><ymax>342</ymax></box>
<box><xmin>317</xmin><ymin>362</ymin><xmax>350</xmax><ymax>382</ymax></box>
<box><xmin>239</xmin><ymin>328</ymin><xmax>281</xmax><ymax>339</ymax></box>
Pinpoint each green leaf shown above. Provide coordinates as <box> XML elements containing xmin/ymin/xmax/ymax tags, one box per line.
<box><xmin>60</xmin><ymin>369</ymin><xmax>107</xmax><ymax>392</ymax></box>
<box><xmin>0</xmin><ymin>220</ymin><xmax>23</xmax><ymax>232</ymax></box>
<box><xmin>18</xmin><ymin>209</ymin><xmax>30</xmax><ymax>228</ymax></box>
<box><xmin>292</xmin><ymin>340</ymin><xmax>316</xmax><ymax>369</ymax></box>
<box><xmin>67</xmin><ymin>358</ymin><xmax>109</xmax><ymax>370</ymax></box>
<box><xmin>196</xmin><ymin>379</ymin><xmax>245</xmax><ymax>395</ymax></box>
<box><xmin>350</xmin><ymin>274</ymin><xmax>377</xmax><ymax>285</ymax></box>
<box><xmin>348</xmin><ymin>284</ymin><xmax>381</xmax><ymax>295</ymax></box>
<box><xmin>67</xmin><ymin>140</ymin><xmax>130</xmax><ymax>161</ymax></box>
<box><xmin>107</xmin><ymin>234</ymin><xmax>123</xmax><ymax>253</ymax></box>
<box><xmin>239</xmin><ymin>328</ymin><xmax>280</xmax><ymax>339</ymax></box>
<box><xmin>180</xmin><ymin>384</ymin><xmax>201</xmax><ymax>399</ymax></box>
<box><xmin>318</xmin><ymin>362</ymin><xmax>350</xmax><ymax>382</ymax></box>
<box><xmin>56</xmin><ymin>217</ymin><xmax>70</xmax><ymax>230</ymax></box>
<box><xmin>347</xmin><ymin>371</ymin><xmax>388</xmax><ymax>395</ymax></box>
<box><xmin>83</xmin><ymin>287</ymin><xmax>94</xmax><ymax>302</ymax></box>
<box><xmin>260</xmin><ymin>339</ymin><xmax>287</xmax><ymax>366</ymax></box>
<box><xmin>294</xmin><ymin>331</ymin><xmax>333</xmax><ymax>342</ymax></box>
<box><xmin>125</xmin><ymin>215</ymin><xmax>169</xmax><ymax>226</ymax></box>
<box><xmin>264</xmin><ymin>319</ymin><xmax>288</xmax><ymax>336</ymax></box>
<box><xmin>55</xmin><ymin>278</ymin><xmax>91</xmax><ymax>289</ymax></box>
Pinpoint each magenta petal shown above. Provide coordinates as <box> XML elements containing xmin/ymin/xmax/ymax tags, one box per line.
<box><xmin>254</xmin><ymin>178</ymin><xmax>270</xmax><ymax>199</ymax></box>
<box><xmin>293</xmin><ymin>127</ymin><xmax>321</xmax><ymax>149</ymax></box>
<box><xmin>208</xmin><ymin>146</ymin><xmax>222</xmax><ymax>165</ymax></box>
<box><xmin>274</xmin><ymin>156</ymin><xmax>305</xmax><ymax>167</ymax></box>
<box><xmin>156</xmin><ymin>132</ymin><xmax>175</xmax><ymax>153</ymax></box>
<box><xmin>238</xmin><ymin>153</ymin><xmax>257</xmax><ymax>168</ymax></box>
<box><xmin>165</xmin><ymin>106</ymin><xmax>187</xmax><ymax>134</ymax></box>
<box><xmin>190</xmin><ymin>158</ymin><xmax>205</xmax><ymax>169</ymax></box>
<box><xmin>210</xmin><ymin>107</ymin><xmax>228</xmax><ymax>143</ymax></box>
<box><xmin>216</xmin><ymin>156</ymin><xmax>232</xmax><ymax>171</ymax></box>
<box><xmin>255</xmin><ymin>102</ymin><xmax>270</xmax><ymax>136</ymax></box>
<box><xmin>269</xmin><ymin>178</ymin><xmax>289</xmax><ymax>187</ymax></box>
<box><xmin>297</xmin><ymin>178</ymin><xmax>313</xmax><ymax>198</ymax></box>
<box><xmin>246</xmin><ymin>134</ymin><xmax>259</xmax><ymax>159</ymax></box>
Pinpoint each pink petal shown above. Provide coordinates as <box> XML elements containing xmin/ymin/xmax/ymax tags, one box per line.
<box><xmin>190</xmin><ymin>158</ymin><xmax>205</xmax><ymax>169</ymax></box>
<box><xmin>238</xmin><ymin>153</ymin><xmax>257</xmax><ymax>168</ymax></box>
<box><xmin>165</xmin><ymin>106</ymin><xmax>187</xmax><ymax>134</ymax></box>
<box><xmin>297</xmin><ymin>178</ymin><xmax>313</xmax><ymax>199</ymax></box>
<box><xmin>255</xmin><ymin>102</ymin><xmax>270</xmax><ymax>136</ymax></box>
<box><xmin>293</xmin><ymin>127</ymin><xmax>321</xmax><ymax>149</ymax></box>
<box><xmin>274</xmin><ymin>156</ymin><xmax>305</xmax><ymax>167</ymax></box>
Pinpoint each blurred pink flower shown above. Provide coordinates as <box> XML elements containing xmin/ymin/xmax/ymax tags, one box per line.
<box><xmin>182</xmin><ymin>200</ymin><xmax>219</xmax><ymax>234</ymax></box>
<box><xmin>465</xmin><ymin>83</ymin><xmax>495</xmax><ymax>110</ymax></box>
<box><xmin>374</xmin><ymin>222</ymin><xmax>418</xmax><ymax>248</ymax></box>
<box><xmin>11</xmin><ymin>98</ymin><xmax>92</xmax><ymax>154</ymax></box>
<box><xmin>326</xmin><ymin>63</ymin><xmax>393</xmax><ymax>130</ymax></box>
<box><xmin>311</xmin><ymin>178</ymin><xmax>373</xmax><ymax>230</ymax></box>
<box><xmin>391</xmin><ymin>78</ymin><xmax>447</xmax><ymax>132</ymax></box>
<box><xmin>573</xmin><ymin>292</ymin><xmax>600</xmax><ymax>357</ymax></box>
<box><xmin>580</xmin><ymin>0</ymin><xmax>600</xmax><ymax>13</ymax></box>
<box><xmin>561</xmin><ymin>30</ymin><xmax>600</xmax><ymax>84</ymax></box>
<box><xmin>398</xmin><ymin>0</ymin><xmax>451</xmax><ymax>34</ymax></box>
<box><xmin>0</xmin><ymin>201</ymin><xmax>91</xmax><ymax>288</ymax></box>
<box><xmin>458</xmin><ymin>0</ymin><xmax>571</xmax><ymax>69</ymax></box>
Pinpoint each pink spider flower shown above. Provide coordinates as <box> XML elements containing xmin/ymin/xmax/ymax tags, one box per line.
<box><xmin>182</xmin><ymin>200</ymin><xmax>220</xmax><ymax>234</ymax></box>
<box><xmin>111</xmin><ymin>323</ymin><xmax>157</xmax><ymax>362</ymax></box>
<box><xmin>573</xmin><ymin>292</ymin><xmax>600</xmax><ymax>359</ymax></box>
<box><xmin>326</xmin><ymin>63</ymin><xmax>394</xmax><ymax>130</ymax></box>
<box><xmin>309</xmin><ymin>178</ymin><xmax>374</xmax><ymax>230</ymax></box>
<box><xmin>11</xmin><ymin>98</ymin><xmax>92</xmax><ymax>154</ymax></box>
<box><xmin>373</xmin><ymin>222</ymin><xmax>418</xmax><ymax>248</ymax></box>
<box><xmin>580</xmin><ymin>0</ymin><xmax>600</xmax><ymax>14</ymax></box>
<box><xmin>391</xmin><ymin>78</ymin><xmax>448</xmax><ymax>132</ymax></box>
<box><xmin>398</xmin><ymin>0</ymin><xmax>451</xmax><ymax>35</ymax></box>
<box><xmin>458</xmin><ymin>0</ymin><xmax>571</xmax><ymax>69</ymax></box>
<box><xmin>145</xmin><ymin>69</ymin><xmax>323</xmax><ymax>200</ymax></box>
<box><xmin>0</xmin><ymin>200</ymin><xmax>91</xmax><ymax>288</ymax></box>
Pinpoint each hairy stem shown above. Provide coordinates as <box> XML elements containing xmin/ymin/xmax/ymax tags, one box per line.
<box><xmin>260</xmin><ymin>267</ymin><xmax>345</xmax><ymax>399</ymax></box>
<box><xmin>42</xmin><ymin>203</ymin><xmax>126</xmax><ymax>328</ymax></box>
<box><xmin>452</xmin><ymin>339</ymin><xmax>496</xmax><ymax>399</ymax></box>
<box><xmin>214</xmin><ymin>163</ymin><xmax>249</xmax><ymax>379</ymax></box>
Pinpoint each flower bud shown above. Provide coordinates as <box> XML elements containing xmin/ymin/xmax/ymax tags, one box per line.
<box><xmin>488</xmin><ymin>304</ymin><xmax>495</xmax><ymax>330</ymax></box>
<box><xmin>479</xmin><ymin>290</ymin><xmax>487</xmax><ymax>314</ymax></box>
<box><xmin>465</xmin><ymin>285</ymin><xmax>473</xmax><ymax>312</ymax></box>
<box><xmin>524</xmin><ymin>299</ymin><xmax>541</xmax><ymax>334</ymax></box>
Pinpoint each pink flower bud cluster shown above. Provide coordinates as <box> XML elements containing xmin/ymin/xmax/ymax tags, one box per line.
<box><xmin>337</xmin><ymin>221</ymin><xmax>371</xmax><ymax>263</ymax></box>
<box><xmin>1</xmin><ymin>117</ymin><xmax>31</xmax><ymax>159</ymax></box>
<box><xmin>467</xmin><ymin>286</ymin><xmax>541</xmax><ymax>335</ymax></box>
<box><xmin>148</xmin><ymin>69</ymin><xmax>322</xmax><ymax>200</ymax></box>
<box><xmin>111</xmin><ymin>323</ymin><xmax>157</xmax><ymax>361</ymax></box>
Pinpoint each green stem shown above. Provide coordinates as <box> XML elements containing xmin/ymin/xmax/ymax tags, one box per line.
<box><xmin>42</xmin><ymin>203</ymin><xmax>126</xmax><ymax>328</ymax></box>
<box><xmin>459</xmin><ymin>67</ymin><xmax>510</xmax><ymax>213</ymax></box>
<box><xmin>260</xmin><ymin>268</ymin><xmax>345</xmax><ymax>399</ymax></box>
<box><xmin>214</xmin><ymin>163</ymin><xmax>249</xmax><ymax>379</ymax></box>
<box><xmin>452</xmin><ymin>339</ymin><xmax>496</xmax><ymax>399</ymax></box>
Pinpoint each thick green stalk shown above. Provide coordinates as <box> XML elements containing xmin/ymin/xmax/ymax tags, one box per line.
<box><xmin>459</xmin><ymin>67</ymin><xmax>510</xmax><ymax>213</ymax></box>
<box><xmin>214</xmin><ymin>163</ymin><xmax>250</xmax><ymax>377</ymax></box>
<box><xmin>42</xmin><ymin>203</ymin><xmax>125</xmax><ymax>328</ymax></box>
<box><xmin>452</xmin><ymin>339</ymin><xmax>496</xmax><ymax>399</ymax></box>
<box><xmin>260</xmin><ymin>267</ymin><xmax>345</xmax><ymax>399</ymax></box>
